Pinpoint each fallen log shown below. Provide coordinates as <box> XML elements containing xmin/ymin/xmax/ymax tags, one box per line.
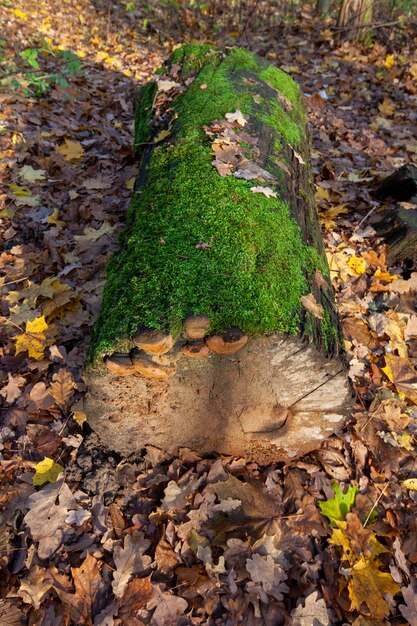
<box><xmin>84</xmin><ymin>44</ymin><xmax>352</xmax><ymax>463</ymax></box>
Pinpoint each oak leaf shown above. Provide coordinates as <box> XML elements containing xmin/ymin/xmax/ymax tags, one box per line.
<box><xmin>225</xmin><ymin>109</ymin><xmax>247</xmax><ymax>126</ymax></box>
<box><xmin>291</xmin><ymin>591</ymin><xmax>334</xmax><ymax>625</ymax></box>
<box><xmin>17</xmin><ymin>565</ymin><xmax>53</xmax><ymax>609</ymax></box>
<box><xmin>0</xmin><ymin>373</ymin><xmax>26</xmax><ymax>404</ymax></box>
<box><xmin>23</xmin><ymin>478</ymin><xmax>76</xmax><ymax>559</ymax></box>
<box><xmin>112</xmin><ymin>532</ymin><xmax>152</xmax><ymax>598</ymax></box>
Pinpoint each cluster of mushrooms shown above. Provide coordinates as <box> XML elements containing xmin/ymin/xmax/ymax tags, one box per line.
<box><xmin>103</xmin><ymin>315</ymin><xmax>248</xmax><ymax>379</ymax></box>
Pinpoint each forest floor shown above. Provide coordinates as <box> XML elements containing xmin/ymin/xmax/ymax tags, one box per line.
<box><xmin>1</xmin><ymin>1</ymin><xmax>417</xmax><ymax>624</ymax></box>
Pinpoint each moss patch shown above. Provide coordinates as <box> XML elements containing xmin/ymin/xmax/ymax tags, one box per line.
<box><xmin>88</xmin><ymin>45</ymin><xmax>335</xmax><ymax>364</ymax></box>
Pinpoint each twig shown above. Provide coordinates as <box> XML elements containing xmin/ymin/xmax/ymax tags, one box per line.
<box><xmin>333</xmin><ymin>19</ymin><xmax>402</xmax><ymax>31</ymax></box>
<box><xmin>364</xmin><ymin>483</ymin><xmax>389</xmax><ymax>527</ymax></box>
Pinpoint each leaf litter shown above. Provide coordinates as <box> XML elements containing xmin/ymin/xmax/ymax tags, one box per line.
<box><xmin>1</xmin><ymin>1</ymin><xmax>417</xmax><ymax>624</ymax></box>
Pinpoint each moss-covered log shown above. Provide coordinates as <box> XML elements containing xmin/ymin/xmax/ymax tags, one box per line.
<box><xmin>84</xmin><ymin>44</ymin><xmax>352</xmax><ymax>463</ymax></box>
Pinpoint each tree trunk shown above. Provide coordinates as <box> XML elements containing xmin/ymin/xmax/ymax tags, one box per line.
<box><xmin>316</xmin><ymin>0</ymin><xmax>332</xmax><ymax>15</ymax></box>
<box><xmin>337</xmin><ymin>0</ymin><xmax>373</xmax><ymax>42</ymax></box>
<box><xmin>84</xmin><ymin>44</ymin><xmax>351</xmax><ymax>464</ymax></box>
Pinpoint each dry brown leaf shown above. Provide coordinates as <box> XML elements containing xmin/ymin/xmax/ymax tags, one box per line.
<box><xmin>0</xmin><ymin>373</ymin><xmax>26</xmax><ymax>404</ymax></box>
<box><xmin>108</xmin><ymin>502</ymin><xmax>125</xmax><ymax>538</ymax></box>
<box><xmin>300</xmin><ymin>293</ymin><xmax>324</xmax><ymax>319</ymax></box>
<box><xmin>49</xmin><ymin>368</ymin><xmax>75</xmax><ymax>408</ymax></box>
<box><xmin>112</xmin><ymin>532</ymin><xmax>152</xmax><ymax>598</ymax></box>
<box><xmin>17</xmin><ymin>565</ymin><xmax>53</xmax><ymax>609</ymax></box>
<box><xmin>56</xmin><ymin>554</ymin><xmax>103</xmax><ymax>625</ymax></box>
<box><xmin>383</xmin><ymin>353</ymin><xmax>417</xmax><ymax>404</ymax></box>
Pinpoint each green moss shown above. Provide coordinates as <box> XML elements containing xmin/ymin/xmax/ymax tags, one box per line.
<box><xmin>88</xmin><ymin>45</ymin><xmax>335</xmax><ymax>364</ymax></box>
<box><xmin>134</xmin><ymin>81</ymin><xmax>157</xmax><ymax>150</ymax></box>
<box><xmin>259</xmin><ymin>65</ymin><xmax>300</xmax><ymax>107</ymax></box>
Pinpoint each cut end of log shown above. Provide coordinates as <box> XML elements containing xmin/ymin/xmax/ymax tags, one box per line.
<box><xmin>86</xmin><ymin>333</ymin><xmax>352</xmax><ymax>464</ymax></box>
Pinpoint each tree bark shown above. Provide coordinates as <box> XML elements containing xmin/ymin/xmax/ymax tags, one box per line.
<box><xmin>84</xmin><ymin>44</ymin><xmax>351</xmax><ymax>463</ymax></box>
<box><xmin>337</xmin><ymin>0</ymin><xmax>373</xmax><ymax>41</ymax></box>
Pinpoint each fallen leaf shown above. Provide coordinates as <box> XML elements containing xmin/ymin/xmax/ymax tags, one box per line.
<box><xmin>382</xmin><ymin>353</ymin><xmax>417</xmax><ymax>404</ymax></box>
<box><xmin>291</xmin><ymin>591</ymin><xmax>334</xmax><ymax>625</ymax></box>
<box><xmin>20</xmin><ymin>165</ymin><xmax>46</xmax><ymax>182</ymax></box>
<box><xmin>300</xmin><ymin>293</ymin><xmax>324</xmax><ymax>319</ymax></box>
<box><xmin>17</xmin><ymin>565</ymin><xmax>53</xmax><ymax>609</ymax></box>
<box><xmin>348</xmin><ymin>255</ymin><xmax>367</xmax><ymax>276</ymax></box>
<box><xmin>225</xmin><ymin>109</ymin><xmax>247</xmax><ymax>126</ymax></box>
<box><xmin>24</xmin><ymin>478</ymin><xmax>76</xmax><ymax>558</ymax></box>
<box><xmin>33</xmin><ymin>457</ymin><xmax>64</xmax><ymax>486</ymax></box>
<box><xmin>399</xmin><ymin>582</ymin><xmax>417</xmax><ymax>626</ymax></box>
<box><xmin>0</xmin><ymin>373</ymin><xmax>26</xmax><ymax>404</ymax></box>
<box><xmin>250</xmin><ymin>186</ymin><xmax>277</xmax><ymax>198</ymax></box>
<box><xmin>15</xmin><ymin>316</ymin><xmax>49</xmax><ymax>360</ymax></box>
<box><xmin>349</xmin><ymin>556</ymin><xmax>399</xmax><ymax>619</ymax></box>
<box><xmin>112</xmin><ymin>532</ymin><xmax>152</xmax><ymax>598</ymax></box>
<box><xmin>55</xmin><ymin>554</ymin><xmax>103</xmax><ymax>625</ymax></box>
<box><xmin>403</xmin><ymin>478</ymin><xmax>417</xmax><ymax>491</ymax></box>
<box><xmin>55</xmin><ymin>139</ymin><xmax>84</xmax><ymax>162</ymax></box>
<box><xmin>49</xmin><ymin>369</ymin><xmax>75</xmax><ymax>408</ymax></box>
<box><xmin>318</xmin><ymin>482</ymin><xmax>357</xmax><ymax>527</ymax></box>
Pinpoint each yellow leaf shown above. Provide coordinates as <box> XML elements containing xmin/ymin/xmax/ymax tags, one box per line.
<box><xmin>384</xmin><ymin>54</ymin><xmax>395</xmax><ymax>69</ymax></box>
<box><xmin>9</xmin><ymin>182</ymin><xmax>31</xmax><ymax>196</ymax></box>
<box><xmin>378</xmin><ymin>98</ymin><xmax>395</xmax><ymax>117</ymax></box>
<box><xmin>154</xmin><ymin>128</ymin><xmax>171</xmax><ymax>144</ymax></box>
<box><xmin>48</xmin><ymin>208</ymin><xmax>64</xmax><ymax>226</ymax></box>
<box><xmin>348</xmin><ymin>256</ymin><xmax>367</xmax><ymax>275</ymax></box>
<box><xmin>13</xmin><ymin>9</ymin><xmax>28</xmax><ymax>20</ymax></box>
<box><xmin>403</xmin><ymin>478</ymin><xmax>417</xmax><ymax>491</ymax></box>
<box><xmin>33</xmin><ymin>457</ymin><xmax>64</xmax><ymax>486</ymax></box>
<box><xmin>315</xmin><ymin>186</ymin><xmax>330</xmax><ymax>201</ymax></box>
<box><xmin>15</xmin><ymin>316</ymin><xmax>49</xmax><ymax>360</ymax></box>
<box><xmin>126</xmin><ymin>177</ymin><xmax>135</xmax><ymax>190</ymax></box>
<box><xmin>72</xmin><ymin>410</ymin><xmax>87</xmax><ymax>427</ymax></box>
<box><xmin>410</xmin><ymin>63</ymin><xmax>417</xmax><ymax>80</ymax></box>
<box><xmin>349</xmin><ymin>557</ymin><xmax>399</xmax><ymax>619</ymax></box>
<box><xmin>382</xmin><ymin>353</ymin><xmax>417</xmax><ymax>404</ymax></box>
<box><xmin>55</xmin><ymin>139</ymin><xmax>84</xmax><ymax>162</ymax></box>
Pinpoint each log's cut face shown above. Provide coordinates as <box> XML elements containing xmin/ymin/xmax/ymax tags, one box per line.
<box><xmin>84</xmin><ymin>44</ymin><xmax>353</xmax><ymax>463</ymax></box>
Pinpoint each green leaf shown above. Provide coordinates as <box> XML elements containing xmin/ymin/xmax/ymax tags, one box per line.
<box><xmin>318</xmin><ymin>483</ymin><xmax>358</xmax><ymax>527</ymax></box>
<box><xmin>20</xmin><ymin>48</ymin><xmax>40</xmax><ymax>70</ymax></box>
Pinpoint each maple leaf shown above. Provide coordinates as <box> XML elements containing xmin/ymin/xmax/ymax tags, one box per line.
<box><xmin>55</xmin><ymin>139</ymin><xmax>84</xmax><ymax>162</ymax></box>
<box><xmin>348</xmin><ymin>556</ymin><xmax>399</xmax><ymax>619</ymax></box>
<box><xmin>112</xmin><ymin>532</ymin><xmax>152</xmax><ymax>598</ymax></box>
<box><xmin>318</xmin><ymin>482</ymin><xmax>357</xmax><ymax>527</ymax></box>
<box><xmin>20</xmin><ymin>165</ymin><xmax>46</xmax><ymax>182</ymax></box>
<box><xmin>0</xmin><ymin>373</ymin><xmax>26</xmax><ymax>404</ymax></box>
<box><xmin>15</xmin><ymin>316</ymin><xmax>48</xmax><ymax>360</ymax></box>
<box><xmin>49</xmin><ymin>368</ymin><xmax>75</xmax><ymax>408</ymax></box>
<box><xmin>250</xmin><ymin>185</ymin><xmax>277</xmax><ymax>198</ymax></box>
<box><xmin>32</xmin><ymin>457</ymin><xmax>64</xmax><ymax>486</ymax></box>
<box><xmin>300</xmin><ymin>293</ymin><xmax>324</xmax><ymax>319</ymax></box>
